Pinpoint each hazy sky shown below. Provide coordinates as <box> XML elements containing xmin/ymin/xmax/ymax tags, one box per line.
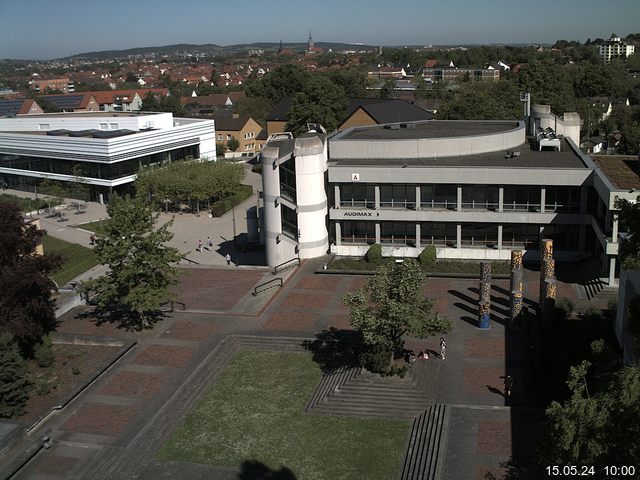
<box><xmin>1</xmin><ymin>0</ymin><xmax>639</xmax><ymax>59</ymax></box>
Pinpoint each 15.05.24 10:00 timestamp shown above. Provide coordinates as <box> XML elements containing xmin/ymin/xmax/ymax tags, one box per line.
<box><xmin>546</xmin><ymin>465</ymin><xmax>637</xmax><ymax>476</ymax></box>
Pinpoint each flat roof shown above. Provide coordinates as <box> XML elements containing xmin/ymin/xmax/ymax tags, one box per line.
<box><xmin>593</xmin><ymin>156</ymin><xmax>640</xmax><ymax>189</ymax></box>
<box><xmin>5</xmin><ymin>111</ymin><xmax>163</xmax><ymax>119</ymax></box>
<box><xmin>337</xmin><ymin>120</ymin><xmax>520</xmax><ymax>140</ymax></box>
<box><xmin>330</xmin><ymin>138</ymin><xmax>587</xmax><ymax>169</ymax></box>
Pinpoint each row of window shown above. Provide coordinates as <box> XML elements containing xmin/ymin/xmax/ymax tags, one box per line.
<box><xmin>338</xmin><ymin>184</ymin><xmax>582</xmax><ymax>212</ymax></box>
<box><xmin>0</xmin><ymin>145</ymin><xmax>200</xmax><ymax>180</ymax></box>
<box><xmin>339</xmin><ymin>221</ymin><xmax>580</xmax><ymax>250</ymax></box>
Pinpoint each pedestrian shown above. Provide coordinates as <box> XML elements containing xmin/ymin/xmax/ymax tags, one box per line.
<box><xmin>197</xmin><ymin>239</ymin><xmax>203</xmax><ymax>252</ymax></box>
<box><xmin>439</xmin><ymin>337</ymin><xmax>446</xmax><ymax>360</ymax></box>
<box><xmin>226</xmin><ymin>253</ymin><xmax>231</xmax><ymax>265</ymax></box>
<box><xmin>207</xmin><ymin>236</ymin><xmax>213</xmax><ymax>250</ymax></box>
<box><xmin>504</xmin><ymin>375</ymin><xmax>513</xmax><ymax>400</ymax></box>
<box><xmin>89</xmin><ymin>234</ymin><xmax>96</xmax><ymax>246</ymax></box>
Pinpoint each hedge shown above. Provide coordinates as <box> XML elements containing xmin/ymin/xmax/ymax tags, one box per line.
<box><xmin>210</xmin><ymin>185</ymin><xmax>253</xmax><ymax>217</ymax></box>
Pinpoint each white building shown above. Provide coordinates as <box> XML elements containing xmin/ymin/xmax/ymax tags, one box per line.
<box><xmin>598</xmin><ymin>34</ymin><xmax>635</xmax><ymax>63</ymax></box>
<box><xmin>261</xmin><ymin>106</ymin><xmax>633</xmax><ymax>286</ymax></box>
<box><xmin>0</xmin><ymin>112</ymin><xmax>215</xmax><ymax>201</ymax></box>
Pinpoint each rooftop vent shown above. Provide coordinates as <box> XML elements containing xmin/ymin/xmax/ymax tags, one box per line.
<box><xmin>383</xmin><ymin>124</ymin><xmax>400</xmax><ymax>130</ymax></box>
<box><xmin>400</xmin><ymin>123</ymin><xmax>416</xmax><ymax>129</ymax></box>
<box><xmin>504</xmin><ymin>150</ymin><xmax>521</xmax><ymax>159</ymax></box>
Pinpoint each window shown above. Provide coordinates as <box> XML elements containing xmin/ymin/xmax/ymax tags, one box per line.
<box><xmin>99</xmin><ymin>123</ymin><xmax>108</xmax><ymax>130</ymax></box>
<box><xmin>341</xmin><ymin>221</ymin><xmax>375</xmax><ymax>244</ymax></box>
<box><xmin>421</xmin><ymin>222</ymin><xmax>457</xmax><ymax>246</ymax></box>
<box><xmin>340</xmin><ymin>183</ymin><xmax>375</xmax><ymax>208</ymax></box>
<box><xmin>281</xmin><ymin>205</ymin><xmax>298</xmax><ymax>240</ymax></box>
<box><xmin>380</xmin><ymin>184</ymin><xmax>416</xmax><ymax>208</ymax></box>
<box><xmin>462</xmin><ymin>185</ymin><xmax>499</xmax><ymax>210</ymax></box>
<box><xmin>380</xmin><ymin>222</ymin><xmax>416</xmax><ymax>246</ymax></box>
<box><xmin>110</xmin><ymin>123</ymin><xmax>118</xmax><ymax>130</ymax></box>
<box><xmin>227</xmin><ymin>134</ymin><xmax>232</xmax><ymax>140</ymax></box>
<box><xmin>503</xmin><ymin>186</ymin><xmax>541</xmax><ymax>211</ymax></box>
<box><xmin>421</xmin><ymin>184</ymin><xmax>456</xmax><ymax>209</ymax></box>
<box><xmin>217</xmin><ymin>134</ymin><xmax>223</xmax><ymax>140</ymax></box>
<box><xmin>38</xmin><ymin>124</ymin><xmax>50</xmax><ymax>131</ymax></box>
<box><xmin>461</xmin><ymin>223</ymin><xmax>498</xmax><ymax>247</ymax></box>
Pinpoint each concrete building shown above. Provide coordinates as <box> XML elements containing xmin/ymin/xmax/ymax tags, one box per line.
<box><xmin>261</xmin><ymin>106</ymin><xmax>628</xmax><ymax>286</ymax></box>
<box><xmin>598</xmin><ymin>34</ymin><xmax>635</xmax><ymax>63</ymax></box>
<box><xmin>0</xmin><ymin>112</ymin><xmax>215</xmax><ymax>201</ymax></box>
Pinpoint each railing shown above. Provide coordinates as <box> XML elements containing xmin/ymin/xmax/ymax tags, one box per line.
<box><xmin>273</xmin><ymin>257</ymin><xmax>300</xmax><ymax>275</ymax></box>
<box><xmin>252</xmin><ymin>277</ymin><xmax>283</xmax><ymax>296</ymax></box>
<box><xmin>420</xmin><ymin>201</ymin><xmax>457</xmax><ymax>209</ymax></box>
<box><xmin>340</xmin><ymin>200</ymin><xmax>375</xmax><ymax>208</ymax></box>
<box><xmin>340</xmin><ymin>235</ymin><xmax>376</xmax><ymax>245</ymax></box>
<box><xmin>460</xmin><ymin>201</ymin><xmax>499</xmax><ymax>210</ymax></box>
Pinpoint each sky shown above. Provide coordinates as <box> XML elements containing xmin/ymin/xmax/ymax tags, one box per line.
<box><xmin>0</xmin><ymin>0</ymin><xmax>639</xmax><ymax>59</ymax></box>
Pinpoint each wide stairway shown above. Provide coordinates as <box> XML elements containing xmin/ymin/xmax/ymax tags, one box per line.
<box><xmin>306</xmin><ymin>359</ymin><xmax>440</xmax><ymax>419</ymax></box>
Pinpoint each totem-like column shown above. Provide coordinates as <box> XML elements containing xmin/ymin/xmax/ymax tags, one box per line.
<box><xmin>539</xmin><ymin>239</ymin><xmax>553</xmax><ymax>308</ymax></box>
<box><xmin>543</xmin><ymin>278</ymin><xmax>557</xmax><ymax>326</ymax></box>
<box><xmin>510</xmin><ymin>250</ymin><xmax>524</xmax><ymax>323</ymax></box>
<box><xmin>478</xmin><ymin>262</ymin><xmax>491</xmax><ymax>328</ymax></box>
<box><xmin>478</xmin><ymin>302</ymin><xmax>491</xmax><ymax>329</ymax></box>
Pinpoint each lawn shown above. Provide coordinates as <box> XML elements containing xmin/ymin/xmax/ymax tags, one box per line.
<box><xmin>75</xmin><ymin>219</ymin><xmax>109</xmax><ymax>232</ymax></box>
<box><xmin>42</xmin><ymin>235</ymin><xmax>99</xmax><ymax>286</ymax></box>
<box><xmin>159</xmin><ymin>351</ymin><xmax>410</xmax><ymax>480</ymax></box>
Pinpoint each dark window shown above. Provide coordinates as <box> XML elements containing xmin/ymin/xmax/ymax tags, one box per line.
<box><xmin>420</xmin><ymin>222</ymin><xmax>457</xmax><ymax>246</ymax></box>
<box><xmin>341</xmin><ymin>221</ymin><xmax>375</xmax><ymax>244</ymax></box>
<box><xmin>421</xmin><ymin>184</ymin><xmax>456</xmax><ymax>209</ymax></box>
<box><xmin>281</xmin><ymin>204</ymin><xmax>298</xmax><ymax>240</ymax></box>
<box><xmin>380</xmin><ymin>222</ymin><xmax>416</xmax><ymax>245</ymax></box>
<box><xmin>278</xmin><ymin>158</ymin><xmax>296</xmax><ymax>201</ymax></box>
<box><xmin>461</xmin><ymin>223</ymin><xmax>498</xmax><ymax>247</ymax></box>
<box><xmin>340</xmin><ymin>183</ymin><xmax>375</xmax><ymax>208</ymax></box>
<box><xmin>380</xmin><ymin>184</ymin><xmax>416</xmax><ymax>208</ymax></box>
<box><xmin>502</xmin><ymin>224</ymin><xmax>539</xmax><ymax>248</ymax></box>
<box><xmin>462</xmin><ymin>185</ymin><xmax>499</xmax><ymax>210</ymax></box>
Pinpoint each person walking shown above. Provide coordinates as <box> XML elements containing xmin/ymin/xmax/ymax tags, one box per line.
<box><xmin>226</xmin><ymin>253</ymin><xmax>231</xmax><ymax>265</ymax></box>
<box><xmin>504</xmin><ymin>375</ymin><xmax>513</xmax><ymax>400</ymax></box>
<box><xmin>207</xmin><ymin>236</ymin><xmax>213</xmax><ymax>251</ymax></box>
<box><xmin>439</xmin><ymin>337</ymin><xmax>447</xmax><ymax>360</ymax></box>
<box><xmin>89</xmin><ymin>234</ymin><xmax>96</xmax><ymax>246</ymax></box>
<box><xmin>197</xmin><ymin>239</ymin><xmax>203</xmax><ymax>252</ymax></box>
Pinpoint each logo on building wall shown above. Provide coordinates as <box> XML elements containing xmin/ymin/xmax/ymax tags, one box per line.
<box><xmin>342</xmin><ymin>211</ymin><xmax>380</xmax><ymax>217</ymax></box>
<box><xmin>351</xmin><ymin>173</ymin><xmax>360</xmax><ymax>181</ymax></box>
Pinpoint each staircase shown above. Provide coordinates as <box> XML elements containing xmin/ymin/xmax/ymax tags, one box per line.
<box><xmin>399</xmin><ymin>405</ymin><xmax>450</xmax><ymax>480</ymax></box>
<box><xmin>306</xmin><ymin>360</ymin><xmax>440</xmax><ymax>419</ymax></box>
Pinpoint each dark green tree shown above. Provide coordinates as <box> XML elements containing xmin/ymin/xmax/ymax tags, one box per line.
<box><xmin>286</xmin><ymin>75</ymin><xmax>348</xmax><ymax>134</ymax></box>
<box><xmin>379</xmin><ymin>77</ymin><xmax>397</xmax><ymax>98</ymax></box>
<box><xmin>617</xmin><ymin>198</ymin><xmax>640</xmax><ymax>269</ymax></box>
<box><xmin>81</xmin><ymin>195</ymin><xmax>181</xmax><ymax>328</ymax></box>
<box><xmin>0</xmin><ymin>201</ymin><xmax>60</xmax><ymax>354</ymax></box>
<box><xmin>517</xmin><ymin>59</ymin><xmax>577</xmax><ymax>113</ymax></box>
<box><xmin>437</xmin><ymin>80</ymin><xmax>522</xmax><ymax>120</ymax></box>
<box><xmin>326</xmin><ymin>67</ymin><xmax>368</xmax><ymax>97</ymax></box>
<box><xmin>343</xmin><ymin>260</ymin><xmax>452</xmax><ymax>370</ymax></box>
<box><xmin>245</xmin><ymin>64</ymin><xmax>311</xmax><ymax>103</ymax></box>
<box><xmin>236</xmin><ymin>96</ymin><xmax>273</xmax><ymax>126</ymax></box>
<box><xmin>0</xmin><ymin>330</ymin><xmax>30</xmax><ymax>418</ymax></box>
<box><xmin>227</xmin><ymin>136</ymin><xmax>240</xmax><ymax>153</ymax></box>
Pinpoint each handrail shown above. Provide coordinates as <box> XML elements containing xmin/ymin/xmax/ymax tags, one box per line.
<box><xmin>273</xmin><ymin>257</ymin><xmax>300</xmax><ymax>275</ymax></box>
<box><xmin>252</xmin><ymin>277</ymin><xmax>283</xmax><ymax>296</ymax></box>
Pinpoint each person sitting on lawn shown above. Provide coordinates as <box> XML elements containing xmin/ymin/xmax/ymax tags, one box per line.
<box><xmin>420</xmin><ymin>351</ymin><xmax>430</xmax><ymax>360</ymax></box>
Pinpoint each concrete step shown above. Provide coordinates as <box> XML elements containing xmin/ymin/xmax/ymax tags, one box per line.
<box><xmin>327</xmin><ymin>392</ymin><xmax>429</xmax><ymax>410</ymax></box>
<box><xmin>333</xmin><ymin>385</ymin><xmax>428</xmax><ymax>401</ymax></box>
<box><xmin>399</xmin><ymin>405</ymin><xmax>449</xmax><ymax>480</ymax></box>
<box><xmin>311</xmin><ymin>403</ymin><xmax>421</xmax><ymax>419</ymax></box>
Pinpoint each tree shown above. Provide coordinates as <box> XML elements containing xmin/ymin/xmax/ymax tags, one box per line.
<box><xmin>69</xmin><ymin>164</ymin><xmax>90</xmax><ymax>201</ymax></box>
<box><xmin>437</xmin><ymin>80</ymin><xmax>522</xmax><ymax>120</ymax></box>
<box><xmin>227</xmin><ymin>136</ymin><xmax>240</xmax><ymax>153</ymax></box>
<box><xmin>235</xmin><ymin>96</ymin><xmax>273</xmax><ymax>126</ymax></box>
<box><xmin>379</xmin><ymin>77</ymin><xmax>397</xmax><ymax>99</ymax></box>
<box><xmin>245</xmin><ymin>64</ymin><xmax>311</xmax><ymax>103</ymax></box>
<box><xmin>414</xmin><ymin>78</ymin><xmax>431</xmax><ymax>100</ymax></box>
<box><xmin>617</xmin><ymin>198</ymin><xmax>640</xmax><ymax>270</ymax></box>
<box><xmin>343</xmin><ymin>260</ymin><xmax>452</xmax><ymax>371</ymax></box>
<box><xmin>0</xmin><ymin>330</ymin><xmax>30</xmax><ymax>418</ymax></box>
<box><xmin>537</xmin><ymin>359</ymin><xmax>640</xmax><ymax>468</ymax></box>
<box><xmin>327</xmin><ymin>67</ymin><xmax>368</xmax><ymax>97</ymax></box>
<box><xmin>81</xmin><ymin>195</ymin><xmax>181</xmax><ymax>327</ymax></box>
<box><xmin>285</xmin><ymin>75</ymin><xmax>348</xmax><ymax>134</ymax></box>
<box><xmin>0</xmin><ymin>201</ymin><xmax>60</xmax><ymax>354</ymax></box>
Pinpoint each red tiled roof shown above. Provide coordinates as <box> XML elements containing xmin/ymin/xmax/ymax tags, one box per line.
<box><xmin>82</xmin><ymin>88</ymin><xmax>169</xmax><ymax>105</ymax></box>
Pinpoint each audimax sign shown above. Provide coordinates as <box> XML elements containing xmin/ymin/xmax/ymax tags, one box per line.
<box><xmin>341</xmin><ymin>211</ymin><xmax>380</xmax><ymax>217</ymax></box>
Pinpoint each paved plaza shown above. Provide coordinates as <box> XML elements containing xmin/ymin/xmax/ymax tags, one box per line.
<box><xmin>0</xmin><ymin>175</ymin><xmax>614</xmax><ymax>479</ymax></box>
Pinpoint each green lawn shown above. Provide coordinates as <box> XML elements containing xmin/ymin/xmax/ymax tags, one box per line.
<box><xmin>75</xmin><ymin>219</ymin><xmax>109</xmax><ymax>233</ymax></box>
<box><xmin>42</xmin><ymin>235</ymin><xmax>99</xmax><ymax>286</ymax></box>
<box><xmin>159</xmin><ymin>351</ymin><xmax>410</xmax><ymax>480</ymax></box>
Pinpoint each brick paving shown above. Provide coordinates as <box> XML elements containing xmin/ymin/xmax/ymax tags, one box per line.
<box><xmin>475</xmin><ymin>464</ymin><xmax>508</xmax><ymax>480</ymax></box>
<box><xmin>98</xmin><ymin>371</ymin><xmax>170</xmax><ymax>399</ymax></box>
<box><xmin>8</xmin><ymin>260</ymin><xmax>593</xmax><ymax>480</ymax></box>
<box><xmin>131</xmin><ymin>345</ymin><xmax>196</xmax><ymax>368</ymax></box>
<box><xmin>32</xmin><ymin>455</ymin><xmax>79</xmax><ymax>476</ymax></box>
<box><xmin>62</xmin><ymin>403</ymin><xmax>140</xmax><ymax>436</ymax></box>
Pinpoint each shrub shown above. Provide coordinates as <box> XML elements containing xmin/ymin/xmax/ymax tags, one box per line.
<box><xmin>210</xmin><ymin>184</ymin><xmax>253</xmax><ymax>217</ymax></box>
<box><xmin>556</xmin><ymin>297</ymin><xmax>575</xmax><ymax>321</ymax></box>
<box><xmin>360</xmin><ymin>341</ymin><xmax>392</xmax><ymax>374</ymax></box>
<box><xmin>71</xmin><ymin>366</ymin><xmax>81</xmax><ymax>375</ymax></box>
<box><xmin>34</xmin><ymin>336</ymin><xmax>55</xmax><ymax>368</ymax></box>
<box><xmin>0</xmin><ymin>331</ymin><xmax>30</xmax><ymax>418</ymax></box>
<box><xmin>418</xmin><ymin>245</ymin><xmax>437</xmax><ymax>269</ymax></box>
<box><xmin>365</xmin><ymin>243</ymin><xmax>383</xmax><ymax>265</ymax></box>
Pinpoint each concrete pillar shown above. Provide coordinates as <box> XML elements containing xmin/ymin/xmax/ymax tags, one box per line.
<box><xmin>374</xmin><ymin>185</ymin><xmax>380</xmax><ymax>210</ymax></box>
<box><xmin>612</xmin><ymin>213</ymin><xmax>619</xmax><ymax>241</ymax></box>
<box><xmin>415</xmin><ymin>185</ymin><xmax>421</xmax><ymax>210</ymax></box>
<box><xmin>375</xmin><ymin>222</ymin><xmax>381</xmax><ymax>244</ymax></box>
<box><xmin>609</xmin><ymin>257</ymin><xmax>617</xmax><ymax>286</ymax></box>
<box><xmin>457</xmin><ymin>186</ymin><xmax>462</xmax><ymax>211</ymax></box>
<box><xmin>497</xmin><ymin>225</ymin><xmax>503</xmax><ymax>250</ymax></box>
<box><xmin>540</xmin><ymin>187</ymin><xmax>546</xmax><ymax>213</ymax></box>
<box><xmin>456</xmin><ymin>224</ymin><xmax>462</xmax><ymax>249</ymax></box>
<box><xmin>335</xmin><ymin>222</ymin><xmax>341</xmax><ymax>246</ymax></box>
<box><xmin>416</xmin><ymin>223</ymin><xmax>421</xmax><ymax>248</ymax></box>
<box><xmin>498</xmin><ymin>186</ymin><xmax>504</xmax><ymax>213</ymax></box>
<box><xmin>334</xmin><ymin>185</ymin><xmax>341</xmax><ymax>209</ymax></box>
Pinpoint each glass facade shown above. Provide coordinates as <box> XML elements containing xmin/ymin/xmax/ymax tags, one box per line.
<box><xmin>503</xmin><ymin>186</ymin><xmax>542</xmax><ymax>211</ymax></box>
<box><xmin>0</xmin><ymin>145</ymin><xmax>199</xmax><ymax>181</ymax></box>
<box><xmin>340</xmin><ymin>183</ymin><xmax>375</xmax><ymax>208</ymax></box>
<box><xmin>421</xmin><ymin>185</ymin><xmax>457</xmax><ymax>209</ymax></box>
<box><xmin>545</xmin><ymin>186</ymin><xmax>580</xmax><ymax>212</ymax></box>
<box><xmin>380</xmin><ymin>184</ymin><xmax>416</xmax><ymax>208</ymax></box>
<box><xmin>421</xmin><ymin>222</ymin><xmax>457</xmax><ymax>246</ymax></box>
<box><xmin>341</xmin><ymin>221</ymin><xmax>375</xmax><ymax>244</ymax></box>
<box><xmin>281</xmin><ymin>204</ymin><xmax>298</xmax><ymax>240</ymax></box>
<box><xmin>462</xmin><ymin>185</ymin><xmax>499</xmax><ymax>210</ymax></box>
<box><xmin>279</xmin><ymin>158</ymin><xmax>296</xmax><ymax>202</ymax></box>
<box><xmin>502</xmin><ymin>224</ymin><xmax>540</xmax><ymax>248</ymax></box>
<box><xmin>380</xmin><ymin>221</ymin><xmax>416</xmax><ymax>245</ymax></box>
<box><xmin>461</xmin><ymin>223</ymin><xmax>498</xmax><ymax>247</ymax></box>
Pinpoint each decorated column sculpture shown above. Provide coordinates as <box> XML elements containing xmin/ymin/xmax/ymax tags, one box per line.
<box><xmin>510</xmin><ymin>250</ymin><xmax>524</xmax><ymax>323</ymax></box>
<box><xmin>478</xmin><ymin>262</ymin><xmax>492</xmax><ymax>329</ymax></box>
<box><xmin>539</xmin><ymin>239</ymin><xmax>556</xmax><ymax>324</ymax></box>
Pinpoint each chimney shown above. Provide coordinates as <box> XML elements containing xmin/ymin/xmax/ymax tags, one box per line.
<box><xmin>232</xmin><ymin>113</ymin><xmax>239</xmax><ymax>119</ymax></box>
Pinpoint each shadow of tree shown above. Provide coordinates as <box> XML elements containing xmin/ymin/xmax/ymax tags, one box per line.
<box><xmin>237</xmin><ymin>460</ymin><xmax>297</xmax><ymax>480</ymax></box>
<box><xmin>301</xmin><ymin>328</ymin><xmax>363</xmax><ymax>373</ymax></box>
<box><xmin>75</xmin><ymin>305</ymin><xmax>167</xmax><ymax>331</ymax></box>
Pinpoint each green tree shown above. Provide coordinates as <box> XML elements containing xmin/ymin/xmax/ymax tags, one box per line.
<box><xmin>81</xmin><ymin>195</ymin><xmax>181</xmax><ymax>327</ymax></box>
<box><xmin>0</xmin><ymin>201</ymin><xmax>60</xmax><ymax>354</ymax></box>
<box><xmin>245</xmin><ymin>64</ymin><xmax>311</xmax><ymax>103</ymax></box>
<box><xmin>414</xmin><ymin>78</ymin><xmax>431</xmax><ymax>100</ymax></box>
<box><xmin>437</xmin><ymin>80</ymin><xmax>522</xmax><ymax>120</ymax></box>
<box><xmin>0</xmin><ymin>330</ymin><xmax>30</xmax><ymax>418</ymax></box>
<box><xmin>343</xmin><ymin>260</ymin><xmax>452</xmax><ymax>370</ymax></box>
<box><xmin>538</xmin><ymin>360</ymin><xmax>640</xmax><ymax>468</ymax></box>
<box><xmin>327</xmin><ymin>67</ymin><xmax>368</xmax><ymax>97</ymax></box>
<box><xmin>617</xmin><ymin>198</ymin><xmax>640</xmax><ymax>269</ymax></box>
<box><xmin>517</xmin><ymin>59</ymin><xmax>577</xmax><ymax>113</ymax></box>
<box><xmin>227</xmin><ymin>136</ymin><xmax>240</xmax><ymax>152</ymax></box>
<box><xmin>236</xmin><ymin>96</ymin><xmax>273</xmax><ymax>127</ymax></box>
<box><xmin>285</xmin><ymin>75</ymin><xmax>348</xmax><ymax>134</ymax></box>
<box><xmin>69</xmin><ymin>164</ymin><xmax>90</xmax><ymax>201</ymax></box>
<box><xmin>379</xmin><ymin>77</ymin><xmax>397</xmax><ymax>99</ymax></box>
